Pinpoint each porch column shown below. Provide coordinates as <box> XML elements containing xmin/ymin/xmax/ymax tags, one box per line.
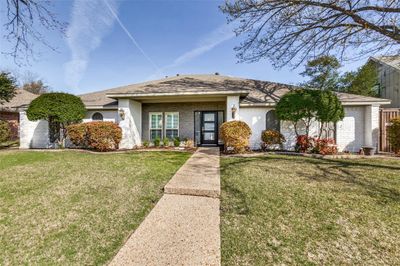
<box><xmin>364</xmin><ymin>105</ymin><xmax>373</xmax><ymax>147</ymax></box>
<box><xmin>226</xmin><ymin>96</ymin><xmax>240</xmax><ymax>121</ymax></box>
<box><xmin>118</xmin><ymin>99</ymin><xmax>142</xmax><ymax>149</ymax></box>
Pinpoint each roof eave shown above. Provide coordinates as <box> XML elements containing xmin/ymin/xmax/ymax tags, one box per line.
<box><xmin>106</xmin><ymin>90</ymin><xmax>249</xmax><ymax>98</ymax></box>
<box><xmin>240</xmin><ymin>100</ymin><xmax>392</xmax><ymax>107</ymax></box>
<box><xmin>84</xmin><ymin>105</ymin><xmax>119</xmax><ymax>110</ymax></box>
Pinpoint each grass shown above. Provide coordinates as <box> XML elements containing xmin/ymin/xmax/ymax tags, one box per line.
<box><xmin>221</xmin><ymin>155</ymin><xmax>400</xmax><ymax>265</ymax></box>
<box><xmin>0</xmin><ymin>150</ymin><xmax>191</xmax><ymax>265</ymax></box>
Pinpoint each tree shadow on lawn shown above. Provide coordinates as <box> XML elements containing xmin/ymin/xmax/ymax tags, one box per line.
<box><xmin>222</xmin><ymin>156</ymin><xmax>400</xmax><ymax>204</ymax></box>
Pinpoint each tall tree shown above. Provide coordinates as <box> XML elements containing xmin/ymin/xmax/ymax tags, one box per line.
<box><xmin>340</xmin><ymin>61</ymin><xmax>379</xmax><ymax>96</ymax></box>
<box><xmin>221</xmin><ymin>0</ymin><xmax>400</xmax><ymax>68</ymax></box>
<box><xmin>2</xmin><ymin>0</ymin><xmax>66</xmax><ymax>64</ymax></box>
<box><xmin>301</xmin><ymin>56</ymin><xmax>341</xmax><ymax>91</ymax></box>
<box><xmin>0</xmin><ymin>72</ymin><xmax>17</xmax><ymax>104</ymax></box>
<box><xmin>22</xmin><ymin>80</ymin><xmax>49</xmax><ymax>95</ymax></box>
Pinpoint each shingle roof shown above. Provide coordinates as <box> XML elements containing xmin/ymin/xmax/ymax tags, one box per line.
<box><xmin>0</xmin><ymin>89</ymin><xmax>38</xmax><ymax>112</ymax></box>
<box><xmin>79</xmin><ymin>74</ymin><xmax>390</xmax><ymax>107</ymax></box>
<box><xmin>371</xmin><ymin>55</ymin><xmax>400</xmax><ymax>71</ymax></box>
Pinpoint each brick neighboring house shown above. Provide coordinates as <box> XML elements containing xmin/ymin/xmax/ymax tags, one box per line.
<box><xmin>0</xmin><ymin>90</ymin><xmax>38</xmax><ymax>140</ymax></box>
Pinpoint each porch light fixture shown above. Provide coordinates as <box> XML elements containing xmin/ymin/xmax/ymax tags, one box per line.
<box><xmin>231</xmin><ymin>104</ymin><xmax>237</xmax><ymax>119</ymax></box>
<box><xmin>118</xmin><ymin>108</ymin><xmax>125</xmax><ymax>120</ymax></box>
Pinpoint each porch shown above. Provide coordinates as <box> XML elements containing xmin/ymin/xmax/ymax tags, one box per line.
<box><xmin>116</xmin><ymin>94</ymin><xmax>243</xmax><ymax>149</ymax></box>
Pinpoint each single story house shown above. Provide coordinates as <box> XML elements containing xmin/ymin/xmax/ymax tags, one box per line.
<box><xmin>0</xmin><ymin>90</ymin><xmax>38</xmax><ymax>141</ymax></box>
<box><xmin>19</xmin><ymin>74</ymin><xmax>390</xmax><ymax>152</ymax></box>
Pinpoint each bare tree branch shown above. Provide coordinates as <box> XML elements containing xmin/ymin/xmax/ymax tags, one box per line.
<box><xmin>221</xmin><ymin>0</ymin><xmax>400</xmax><ymax>68</ymax></box>
<box><xmin>2</xmin><ymin>0</ymin><xmax>67</xmax><ymax>65</ymax></box>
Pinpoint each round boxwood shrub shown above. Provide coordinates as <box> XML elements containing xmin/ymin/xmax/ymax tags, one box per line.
<box><xmin>261</xmin><ymin>129</ymin><xmax>285</xmax><ymax>150</ymax></box>
<box><xmin>67</xmin><ymin>122</ymin><xmax>122</xmax><ymax>151</ymax></box>
<box><xmin>0</xmin><ymin>120</ymin><xmax>11</xmax><ymax>143</ymax></box>
<box><xmin>220</xmin><ymin>120</ymin><xmax>252</xmax><ymax>153</ymax></box>
<box><xmin>389</xmin><ymin>118</ymin><xmax>400</xmax><ymax>154</ymax></box>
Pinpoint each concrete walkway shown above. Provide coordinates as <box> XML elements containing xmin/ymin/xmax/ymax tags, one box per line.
<box><xmin>110</xmin><ymin>147</ymin><xmax>221</xmax><ymax>266</ymax></box>
<box><xmin>165</xmin><ymin>147</ymin><xmax>220</xmax><ymax>198</ymax></box>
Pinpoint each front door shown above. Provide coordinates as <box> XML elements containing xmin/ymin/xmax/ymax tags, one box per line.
<box><xmin>201</xmin><ymin>111</ymin><xmax>218</xmax><ymax>145</ymax></box>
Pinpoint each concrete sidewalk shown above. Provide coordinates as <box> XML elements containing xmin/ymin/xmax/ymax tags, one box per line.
<box><xmin>110</xmin><ymin>147</ymin><xmax>221</xmax><ymax>266</ymax></box>
<box><xmin>164</xmin><ymin>147</ymin><xmax>220</xmax><ymax>198</ymax></box>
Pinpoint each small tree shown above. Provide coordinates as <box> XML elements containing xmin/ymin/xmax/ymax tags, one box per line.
<box><xmin>301</xmin><ymin>56</ymin><xmax>341</xmax><ymax>91</ymax></box>
<box><xmin>276</xmin><ymin>89</ymin><xmax>318</xmax><ymax>137</ymax></box>
<box><xmin>22</xmin><ymin>80</ymin><xmax>49</xmax><ymax>95</ymax></box>
<box><xmin>27</xmin><ymin>93</ymin><xmax>86</xmax><ymax>147</ymax></box>
<box><xmin>315</xmin><ymin>91</ymin><xmax>345</xmax><ymax>138</ymax></box>
<box><xmin>0</xmin><ymin>72</ymin><xmax>17</xmax><ymax>104</ymax></box>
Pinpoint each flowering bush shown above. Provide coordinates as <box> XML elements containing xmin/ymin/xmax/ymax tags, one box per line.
<box><xmin>67</xmin><ymin>122</ymin><xmax>122</xmax><ymax>151</ymax></box>
<box><xmin>220</xmin><ymin>120</ymin><xmax>252</xmax><ymax>153</ymax></box>
<box><xmin>312</xmin><ymin>138</ymin><xmax>337</xmax><ymax>155</ymax></box>
<box><xmin>295</xmin><ymin>135</ymin><xmax>313</xmax><ymax>153</ymax></box>
<box><xmin>261</xmin><ymin>130</ymin><xmax>285</xmax><ymax>150</ymax></box>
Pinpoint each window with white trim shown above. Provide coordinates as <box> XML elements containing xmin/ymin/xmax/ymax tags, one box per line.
<box><xmin>150</xmin><ymin>112</ymin><xmax>163</xmax><ymax>140</ymax></box>
<box><xmin>165</xmin><ymin>112</ymin><xmax>179</xmax><ymax>139</ymax></box>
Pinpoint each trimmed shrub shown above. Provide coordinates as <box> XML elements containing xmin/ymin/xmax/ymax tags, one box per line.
<box><xmin>67</xmin><ymin>122</ymin><xmax>122</xmax><ymax>151</ymax></box>
<box><xmin>388</xmin><ymin>118</ymin><xmax>400</xmax><ymax>154</ymax></box>
<box><xmin>154</xmin><ymin>137</ymin><xmax>161</xmax><ymax>147</ymax></box>
<box><xmin>220</xmin><ymin>120</ymin><xmax>252</xmax><ymax>153</ymax></box>
<box><xmin>173</xmin><ymin>137</ymin><xmax>181</xmax><ymax>147</ymax></box>
<box><xmin>312</xmin><ymin>138</ymin><xmax>338</xmax><ymax>155</ymax></box>
<box><xmin>261</xmin><ymin>129</ymin><xmax>285</xmax><ymax>150</ymax></box>
<box><xmin>162</xmin><ymin>137</ymin><xmax>170</xmax><ymax>147</ymax></box>
<box><xmin>0</xmin><ymin>120</ymin><xmax>11</xmax><ymax>143</ymax></box>
<box><xmin>295</xmin><ymin>135</ymin><xmax>313</xmax><ymax>153</ymax></box>
<box><xmin>86</xmin><ymin>122</ymin><xmax>122</xmax><ymax>151</ymax></box>
<box><xmin>142</xmin><ymin>140</ymin><xmax>149</xmax><ymax>148</ymax></box>
<box><xmin>67</xmin><ymin>123</ymin><xmax>87</xmax><ymax>147</ymax></box>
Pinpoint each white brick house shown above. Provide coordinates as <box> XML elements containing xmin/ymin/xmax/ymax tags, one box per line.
<box><xmin>19</xmin><ymin>74</ymin><xmax>390</xmax><ymax>152</ymax></box>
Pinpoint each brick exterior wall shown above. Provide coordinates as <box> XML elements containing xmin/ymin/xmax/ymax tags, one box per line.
<box><xmin>0</xmin><ymin>111</ymin><xmax>19</xmax><ymax>140</ymax></box>
<box><xmin>142</xmin><ymin>102</ymin><xmax>226</xmax><ymax>141</ymax></box>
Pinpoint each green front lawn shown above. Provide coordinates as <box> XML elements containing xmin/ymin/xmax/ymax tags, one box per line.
<box><xmin>221</xmin><ymin>155</ymin><xmax>400</xmax><ymax>265</ymax></box>
<box><xmin>0</xmin><ymin>150</ymin><xmax>190</xmax><ymax>265</ymax></box>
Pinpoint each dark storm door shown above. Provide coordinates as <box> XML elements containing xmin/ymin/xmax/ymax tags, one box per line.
<box><xmin>201</xmin><ymin>111</ymin><xmax>218</xmax><ymax>145</ymax></box>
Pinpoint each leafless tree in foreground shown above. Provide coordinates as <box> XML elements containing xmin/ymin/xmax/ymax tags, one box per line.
<box><xmin>3</xmin><ymin>0</ymin><xmax>67</xmax><ymax>64</ymax></box>
<box><xmin>221</xmin><ymin>0</ymin><xmax>400</xmax><ymax>68</ymax></box>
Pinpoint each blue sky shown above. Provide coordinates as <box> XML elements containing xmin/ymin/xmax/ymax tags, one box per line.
<box><xmin>0</xmin><ymin>0</ymin><xmax>367</xmax><ymax>94</ymax></box>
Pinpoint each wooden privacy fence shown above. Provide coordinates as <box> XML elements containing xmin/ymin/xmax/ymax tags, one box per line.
<box><xmin>380</xmin><ymin>108</ymin><xmax>400</xmax><ymax>152</ymax></box>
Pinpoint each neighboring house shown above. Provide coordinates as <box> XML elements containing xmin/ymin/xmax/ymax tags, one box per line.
<box><xmin>19</xmin><ymin>74</ymin><xmax>390</xmax><ymax>152</ymax></box>
<box><xmin>370</xmin><ymin>55</ymin><xmax>400</xmax><ymax>108</ymax></box>
<box><xmin>0</xmin><ymin>90</ymin><xmax>38</xmax><ymax>140</ymax></box>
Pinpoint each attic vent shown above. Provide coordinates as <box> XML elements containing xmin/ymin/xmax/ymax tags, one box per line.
<box><xmin>215</xmin><ymin>72</ymin><xmax>220</xmax><ymax>75</ymax></box>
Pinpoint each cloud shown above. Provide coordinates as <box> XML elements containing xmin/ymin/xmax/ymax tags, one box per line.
<box><xmin>149</xmin><ymin>23</ymin><xmax>236</xmax><ymax>80</ymax></box>
<box><xmin>169</xmin><ymin>23</ymin><xmax>236</xmax><ymax>68</ymax></box>
<box><xmin>64</xmin><ymin>0</ymin><xmax>119</xmax><ymax>91</ymax></box>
